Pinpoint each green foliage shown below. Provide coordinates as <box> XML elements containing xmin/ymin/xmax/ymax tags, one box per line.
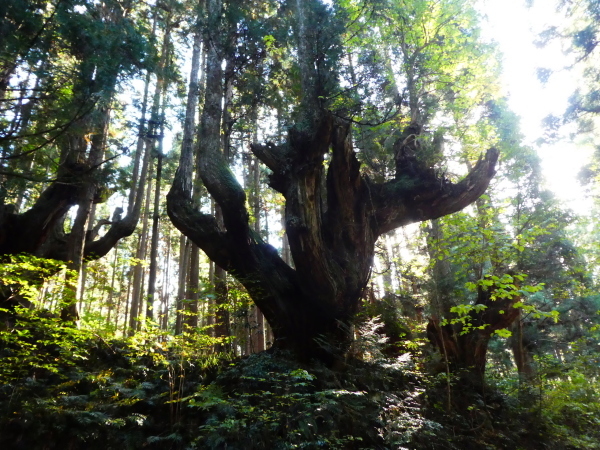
<box><xmin>2</xmin><ymin>299</ymin><xmax>599</xmax><ymax>449</ymax></box>
<box><xmin>488</xmin><ymin>344</ymin><xmax>600</xmax><ymax>450</ymax></box>
<box><xmin>2</xmin><ymin>1</ymin><xmax>600</xmax><ymax>449</ymax></box>
<box><xmin>0</xmin><ymin>301</ymin><xmax>446</xmax><ymax>449</ymax></box>
<box><xmin>183</xmin><ymin>350</ymin><xmax>442</xmax><ymax>450</ymax></box>
<box><xmin>191</xmin><ymin>366</ymin><xmax>371</xmax><ymax>448</ymax></box>
<box><xmin>0</xmin><ymin>307</ymin><xmax>227</xmax><ymax>449</ymax></box>
<box><xmin>359</xmin><ymin>296</ymin><xmax>423</xmax><ymax>359</ymax></box>
<box><xmin>0</xmin><ymin>254</ymin><xmax>72</xmax><ymax>304</ymax></box>
<box><xmin>0</xmin><ymin>306</ymin><xmax>90</xmax><ymax>382</ymax></box>
<box><xmin>540</xmin><ymin>361</ymin><xmax>600</xmax><ymax>449</ymax></box>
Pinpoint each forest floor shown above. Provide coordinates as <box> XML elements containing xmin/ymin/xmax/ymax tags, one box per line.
<box><xmin>0</xmin><ymin>311</ymin><xmax>590</xmax><ymax>449</ymax></box>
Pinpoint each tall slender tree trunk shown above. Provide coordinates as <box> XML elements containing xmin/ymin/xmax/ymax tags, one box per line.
<box><xmin>147</xmin><ymin>151</ymin><xmax>162</xmax><ymax>321</ymax></box>
<box><xmin>178</xmin><ymin>22</ymin><xmax>204</xmax><ymax>331</ymax></box>
<box><xmin>129</xmin><ymin>68</ymin><xmax>152</xmax><ymax>214</ymax></box>
<box><xmin>207</xmin><ymin>260</ymin><xmax>215</xmax><ymax>332</ymax></box>
<box><xmin>115</xmin><ymin>258</ymin><xmax>126</xmax><ymax>332</ymax></box>
<box><xmin>160</xmin><ymin>229</ymin><xmax>171</xmax><ymax>330</ymax></box>
<box><xmin>106</xmin><ymin>245</ymin><xmax>119</xmax><ymax>325</ymax></box>
<box><xmin>185</xmin><ymin>242</ymin><xmax>200</xmax><ymax>330</ymax></box>
<box><xmin>175</xmin><ymin>235</ymin><xmax>190</xmax><ymax>335</ymax></box>
<box><xmin>145</xmin><ymin>16</ymin><xmax>172</xmax><ymax>322</ymax></box>
<box><xmin>214</xmin><ymin>206</ymin><xmax>229</xmax><ymax>349</ymax></box>
<box><xmin>202</xmin><ymin>0</ymin><xmax>229</xmax><ymax>348</ymax></box>
<box><xmin>61</xmin><ymin>102</ymin><xmax>111</xmax><ymax>321</ymax></box>
<box><xmin>129</xmin><ymin>172</ymin><xmax>153</xmax><ymax>333</ymax></box>
<box><xmin>78</xmin><ymin>200</ymin><xmax>96</xmax><ymax>313</ymax></box>
<box><xmin>126</xmin><ymin>15</ymin><xmax>173</xmax><ymax>331</ymax></box>
<box><xmin>128</xmin><ymin>13</ymin><xmax>157</xmax><ymax>214</ymax></box>
<box><xmin>248</xmin><ymin>163</ymin><xmax>265</xmax><ymax>351</ymax></box>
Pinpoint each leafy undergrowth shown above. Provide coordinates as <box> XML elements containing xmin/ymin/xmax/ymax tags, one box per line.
<box><xmin>0</xmin><ymin>309</ymin><xmax>596</xmax><ymax>449</ymax></box>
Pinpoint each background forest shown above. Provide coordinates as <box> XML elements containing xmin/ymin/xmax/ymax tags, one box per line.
<box><xmin>1</xmin><ymin>0</ymin><xmax>599</xmax><ymax>448</ymax></box>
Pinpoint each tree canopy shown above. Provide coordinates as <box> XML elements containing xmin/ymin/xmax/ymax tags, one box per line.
<box><xmin>1</xmin><ymin>0</ymin><xmax>599</xmax><ymax>448</ymax></box>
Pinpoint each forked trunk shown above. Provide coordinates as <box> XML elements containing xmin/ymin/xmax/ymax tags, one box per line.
<box><xmin>427</xmin><ymin>286</ymin><xmax>521</xmax><ymax>389</ymax></box>
<box><xmin>169</xmin><ymin>110</ymin><xmax>498</xmax><ymax>362</ymax></box>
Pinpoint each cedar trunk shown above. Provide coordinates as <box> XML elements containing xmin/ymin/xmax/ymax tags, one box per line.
<box><xmin>168</xmin><ymin>111</ymin><xmax>498</xmax><ymax>361</ymax></box>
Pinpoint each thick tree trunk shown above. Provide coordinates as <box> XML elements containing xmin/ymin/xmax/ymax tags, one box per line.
<box><xmin>60</xmin><ymin>101</ymin><xmax>111</xmax><ymax>320</ymax></box>
<box><xmin>169</xmin><ymin>109</ymin><xmax>498</xmax><ymax>361</ymax></box>
<box><xmin>510</xmin><ymin>314</ymin><xmax>536</xmax><ymax>382</ymax></box>
<box><xmin>48</xmin><ymin>11</ymin><xmax>168</xmax><ymax>265</ymax></box>
<box><xmin>427</xmin><ymin>286</ymin><xmax>521</xmax><ymax>390</ymax></box>
<box><xmin>0</xmin><ymin>1</ymin><xmax>146</xmax><ymax>276</ymax></box>
<box><xmin>167</xmin><ymin>0</ymin><xmax>497</xmax><ymax>363</ymax></box>
<box><xmin>0</xmin><ymin>157</ymin><xmax>83</xmax><ymax>258</ymax></box>
<box><xmin>426</xmin><ymin>219</ymin><xmax>454</xmax><ymax>318</ymax></box>
<box><xmin>26</xmin><ymin>77</ymin><xmax>153</xmax><ymax>266</ymax></box>
<box><xmin>1</xmin><ymin>4</ymin><xmax>142</xmax><ymax>272</ymax></box>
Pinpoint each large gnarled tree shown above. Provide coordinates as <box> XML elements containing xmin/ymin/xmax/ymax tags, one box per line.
<box><xmin>167</xmin><ymin>0</ymin><xmax>498</xmax><ymax>359</ymax></box>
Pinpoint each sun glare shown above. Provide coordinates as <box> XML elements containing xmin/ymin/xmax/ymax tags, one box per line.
<box><xmin>479</xmin><ymin>0</ymin><xmax>594</xmax><ymax>214</ymax></box>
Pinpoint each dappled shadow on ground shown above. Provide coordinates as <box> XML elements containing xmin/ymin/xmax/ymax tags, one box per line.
<box><xmin>0</xmin><ymin>312</ymin><xmax>569</xmax><ymax>449</ymax></box>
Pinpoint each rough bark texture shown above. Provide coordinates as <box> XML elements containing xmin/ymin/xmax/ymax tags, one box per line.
<box><xmin>1</xmin><ymin>92</ymin><xmax>151</xmax><ymax>270</ymax></box>
<box><xmin>168</xmin><ymin>109</ymin><xmax>498</xmax><ymax>361</ymax></box>
<box><xmin>166</xmin><ymin>0</ymin><xmax>496</xmax><ymax>363</ymax></box>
